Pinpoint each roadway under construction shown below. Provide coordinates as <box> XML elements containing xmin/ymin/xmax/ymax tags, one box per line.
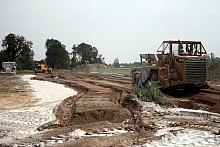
<box><xmin>1</xmin><ymin>72</ymin><xmax>220</xmax><ymax>146</ymax></box>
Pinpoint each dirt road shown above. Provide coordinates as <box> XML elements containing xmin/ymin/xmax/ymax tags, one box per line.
<box><xmin>1</xmin><ymin>73</ymin><xmax>220</xmax><ymax>146</ymax></box>
<box><xmin>28</xmin><ymin>73</ymin><xmax>220</xmax><ymax>146</ymax></box>
<box><xmin>0</xmin><ymin>75</ymin><xmax>77</xmax><ymax>144</ymax></box>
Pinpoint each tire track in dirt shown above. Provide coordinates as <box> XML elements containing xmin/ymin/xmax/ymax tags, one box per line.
<box><xmin>34</xmin><ymin>74</ymin><xmax>132</xmax><ymax>130</ymax></box>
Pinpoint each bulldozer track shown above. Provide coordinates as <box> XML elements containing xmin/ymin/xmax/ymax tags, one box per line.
<box><xmin>200</xmin><ymin>89</ymin><xmax>220</xmax><ymax>96</ymax></box>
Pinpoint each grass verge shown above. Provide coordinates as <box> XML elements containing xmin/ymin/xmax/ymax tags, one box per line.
<box><xmin>132</xmin><ymin>82</ymin><xmax>164</xmax><ymax>104</ymax></box>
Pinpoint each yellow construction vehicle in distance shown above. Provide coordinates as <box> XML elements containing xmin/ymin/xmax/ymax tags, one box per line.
<box><xmin>34</xmin><ymin>62</ymin><xmax>52</xmax><ymax>74</ymax></box>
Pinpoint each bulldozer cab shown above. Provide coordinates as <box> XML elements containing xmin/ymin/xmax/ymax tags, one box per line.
<box><xmin>157</xmin><ymin>40</ymin><xmax>207</xmax><ymax>57</ymax></box>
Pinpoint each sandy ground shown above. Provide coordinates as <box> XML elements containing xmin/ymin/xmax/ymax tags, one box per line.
<box><xmin>23</xmin><ymin>73</ymin><xmax>220</xmax><ymax>147</ymax></box>
<box><xmin>0</xmin><ymin>75</ymin><xmax>36</xmax><ymax>109</ymax></box>
<box><xmin>0</xmin><ymin>75</ymin><xmax>77</xmax><ymax>144</ymax></box>
<box><xmin>1</xmin><ymin>73</ymin><xmax>220</xmax><ymax>146</ymax></box>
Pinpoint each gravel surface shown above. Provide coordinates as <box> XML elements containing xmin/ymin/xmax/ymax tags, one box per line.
<box><xmin>142</xmin><ymin>129</ymin><xmax>220</xmax><ymax>147</ymax></box>
<box><xmin>140</xmin><ymin>102</ymin><xmax>220</xmax><ymax>147</ymax></box>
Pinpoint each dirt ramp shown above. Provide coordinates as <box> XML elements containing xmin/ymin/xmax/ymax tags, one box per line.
<box><xmin>52</xmin><ymin>92</ymin><xmax>131</xmax><ymax>127</ymax></box>
<box><xmin>73</xmin><ymin>106</ymin><xmax>130</xmax><ymax>125</ymax></box>
<box><xmin>76</xmin><ymin>63</ymin><xmax>109</xmax><ymax>72</ymax></box>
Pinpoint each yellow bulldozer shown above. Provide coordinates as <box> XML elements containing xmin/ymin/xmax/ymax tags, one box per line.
<box><xmin>34</xmin><ymin>62</ymin><xmax>52</xmax><ymax>74</ymax></box>
<box><xmin>132</xmin><ymin>40</ymin><xmax>212</xmax><ymax>92</ymax></box>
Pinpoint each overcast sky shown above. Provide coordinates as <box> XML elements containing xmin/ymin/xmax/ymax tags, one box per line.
<box><xmin>0</xmin><ymin>0</ymin><xmax>219</xmax><ymax>63</ymax></box>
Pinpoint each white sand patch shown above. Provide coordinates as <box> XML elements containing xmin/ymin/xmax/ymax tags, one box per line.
<box><xmin>167</xmin><ymin>108</ymin><xmax>220</xmax><ymax>116</ymax></box>
<box><xmin>0</xmin><ymin>75</ymin><xmax>77</xmax><ymax>142</ymax></box>
<box><xmin>141</xmin><ymin>128</ymin><xmax>220</xmax><ymax>147</ymax></box>
<box><xmin>21</xmin><ymin>75</ymin><xmax>76</xmax><ymax>104</ymax></box>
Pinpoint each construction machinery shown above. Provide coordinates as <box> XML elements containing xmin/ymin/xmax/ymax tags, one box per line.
<box><xmin>34</xmin><ymin>62</ymin><xmax>52</xmax><ymax>74</ymax></box>
<box><xmin>1</xmin><ymin>62</ymin><xmax>16</xmax><ymax>74</ymax></box>
<box><xmin>132</xmin><ymin>40</ymin><xmax>210</xmax><ymax>91</ymax></box>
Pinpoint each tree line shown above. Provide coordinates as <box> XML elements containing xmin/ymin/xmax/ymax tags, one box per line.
<box><xmin>0</xmin><ymin>33</ymin><xmax>105</xmax><ymax>70</ymax></box>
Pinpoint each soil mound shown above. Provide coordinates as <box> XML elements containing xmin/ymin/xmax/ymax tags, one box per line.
<box><xmin>53</xmin><ymin>92</ymin><xmax>131</xmax><ymax>127</ymax></box>
<box><xmin>77</xmin><ymin>64</ymin><xmax>109</xmax><ymax>71</ymax></box>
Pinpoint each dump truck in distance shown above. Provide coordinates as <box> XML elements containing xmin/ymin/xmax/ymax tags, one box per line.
<box><xmin>132</xmin><ymin>40</ymin><xmax>210</xmax><ymax>91</ymax></box>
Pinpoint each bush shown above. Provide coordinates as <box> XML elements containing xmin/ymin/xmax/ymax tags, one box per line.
<box><xmin>132</xmin><ymin>82</ymin><xmax>164</xmax><ymax>104</ymax></box>
<box><xmin>208</xmin><ymin>59</ymin><xmax>220</xmax><ymax>81</ymax></box>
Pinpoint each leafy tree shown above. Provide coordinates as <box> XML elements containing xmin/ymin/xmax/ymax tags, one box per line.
<box><xmin>16</xmin><ymin>48</ymin><xmax>35</xmax><ymax>70</ymax></box>
<box><xmin>1</xmin><ymin>33</ymin><xmax>34</xmax><ymax>70</ymax></box>
<box><xmin>95</xmin><ymin>54</ymin><xmax>105</xmax><ymax>64</ymax></box>
<box><xmin>71</xmin><ymin>43</ymin><xmax>104</xmax><ymax>67</ymax></box>
<box><xmin>70</xmin><ymin>47</ymin><xmax>79</xmax><ymax>68</ymax></box>
<box><xmin>45</xmin><ymin>39</ymin><xmax>70</xmax><ymax>69</ymax></box>
<box><xmin>113</xmin><ymin>58</ymin><xmax>120</xmax><ymax>67</ymax></box>
<box><xmin>0</xmin><ymin>50</ymin><xmax>9</xmax><ymax>70</ymax></box>
<box><xmin>2</xmin><ymin>33</ymin><xmax>33</xmax><ymax>61</ymax></box>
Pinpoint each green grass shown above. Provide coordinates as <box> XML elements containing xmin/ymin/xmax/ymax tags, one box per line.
<box><xmin>11</xmin><ymin>64</ymin><xmax>132</xmax><ymax>77</ymax></box>
<box><xmin>48</xmin><ymin>67</ymin><xmax>132</xmax><ymax>76</ymax></box>
<box><xmin>132</xmin><ymin>83</ymin><xmax>164</xmax><ymax>104</ymax></box>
